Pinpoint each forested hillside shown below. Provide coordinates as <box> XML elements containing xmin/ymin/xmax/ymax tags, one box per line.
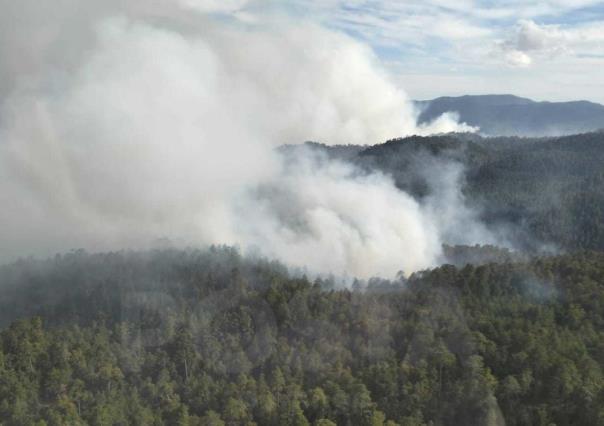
<box><xmin>3</xmin><ymin>133</ymin><xmax>604</xmax><ymax>426</ymax></box>
<box><xmin>301</xmin><ymin>131</ymin><xmax>604</xmax><ymax>254</ymax></box>
<box><xmin>1</xmin><ymin>247</ymin><xmax>603</xmax><ymax>425</ymax></box>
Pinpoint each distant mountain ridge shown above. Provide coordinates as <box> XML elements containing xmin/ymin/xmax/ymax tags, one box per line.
<box><xmin>415</xmin><ymin>94</ymin><xmax>604</xmax><ymax>136</ymax></box>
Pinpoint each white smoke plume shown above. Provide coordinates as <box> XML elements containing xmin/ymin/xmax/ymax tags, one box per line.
<box><xmin>0</xmin><ymin>0</ymin><xmax>484</xmax><ymax>277</ymax></box>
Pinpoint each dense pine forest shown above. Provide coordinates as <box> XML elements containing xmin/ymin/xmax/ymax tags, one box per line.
<box><xmin>1</xmin><ymin>246</ymin><xmax>604</xmax><ymax>425</ymax></box>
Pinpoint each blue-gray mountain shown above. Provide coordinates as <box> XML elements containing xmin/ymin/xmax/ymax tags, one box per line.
<box><xmin>415</xmin><ymin>94</ymin><xmax>604</xmax><ymax>136</ymax></box>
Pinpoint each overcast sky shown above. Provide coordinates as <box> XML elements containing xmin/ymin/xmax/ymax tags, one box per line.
<box><xmin>208</xmin><ymin>0</ymin><xmax>604</xmax><ymax>103</ymax></box>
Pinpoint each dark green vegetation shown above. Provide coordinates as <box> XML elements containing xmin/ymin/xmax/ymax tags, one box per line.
<box><xmin>1</xmin><ymin>247</ymin><xmax>604</xmax><ymax>425</ymax></box>
<box><xmin>414</xmin><ymin>95</ymin><xmax>604</xmax><ymax>137</ymax></box>
<box><xmin>3</xmin><ymin>132</ymin><xmax>604</xmax><ymax>425</ymax></box>
<box><xmin>298</xmin><ymin>131</ymin><xmax>604</xmax><ymax>255</ymax></box>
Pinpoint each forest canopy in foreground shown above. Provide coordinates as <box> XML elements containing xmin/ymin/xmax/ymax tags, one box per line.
<box><xmin>1</xmin><ymin>247</ymin><xmax>603</xmax><ymax>425</ymax></box>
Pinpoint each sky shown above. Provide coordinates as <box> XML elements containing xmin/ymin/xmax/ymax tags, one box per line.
<box><xmin>205</xmin><ymin>0</ymin><xmax>604</xmax><ymax>103</ymax></box>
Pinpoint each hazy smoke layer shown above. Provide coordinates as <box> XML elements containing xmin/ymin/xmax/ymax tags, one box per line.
<box><xmin>0</xmin><ymin>1</ymin><xmax>483</xmax><ymax>277</ymax></box>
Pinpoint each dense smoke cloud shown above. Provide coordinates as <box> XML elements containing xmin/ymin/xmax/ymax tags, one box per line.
<box><xmin>236</xmin><ymin>149</ymin><xmax>441</xmax><ymax>277</ymax></box>
<box><xmin>0</xmin><ymin>0</ymin><xmax>485</xmax><ymax>277</ymax></box>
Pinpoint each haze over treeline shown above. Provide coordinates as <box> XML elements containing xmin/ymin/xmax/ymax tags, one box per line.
<box><xmin>1</xmin><ymin>246</ymin><xmax>603</xmax><ymax>425</ymax></box>
<box><xmin>302</xmin><ymin>131</ymin><xmax>604</xmax><ymax>255</ymax></box>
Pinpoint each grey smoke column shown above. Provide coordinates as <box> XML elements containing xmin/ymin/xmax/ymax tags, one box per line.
<box><xmin>0</xmin><ymin>0</ymin><xmax>484</xmax><ymax>277</ymax></box>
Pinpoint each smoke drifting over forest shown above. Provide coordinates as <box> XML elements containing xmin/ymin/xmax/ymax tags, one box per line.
<box><xmin>0</xmin><ymin>0</ymin><xmax>489</xmax><ymax>277</ymax></box>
